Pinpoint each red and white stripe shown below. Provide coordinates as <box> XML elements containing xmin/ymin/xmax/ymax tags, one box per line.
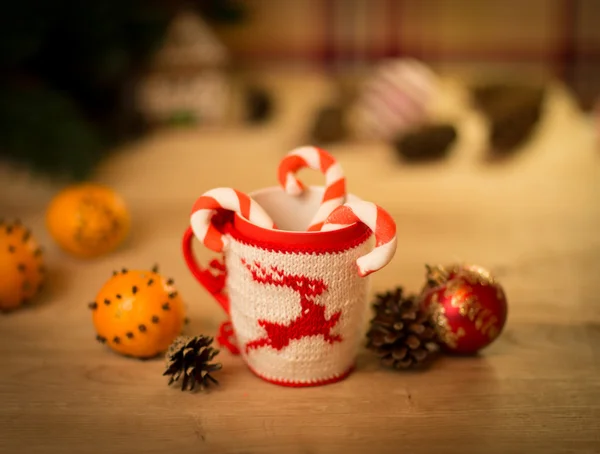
<box><xmin>352</xmin><ymin>58</ymin><xmax>437</xmax><ymax>141</ymax></box>
<box><xmin>190</xmin><ymin>188</ymin><xmax>276</xmax><ymax>252</ymax></box>
<box><xmin>277</xmin><ymin>146</ymin><xmax>347</xmax><ymax>231</ymax></box>
<box><xmin>321</xmin><ymin>201</ymin><xmax>397</xmax><ymax>277</ymax></box>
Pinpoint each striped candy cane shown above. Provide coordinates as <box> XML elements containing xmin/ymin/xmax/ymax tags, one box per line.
<box><xmin>277</xmin><ymin>146</ymin><xmax>346</xmax><ymax>231</ymax></box>
<box><xmin>190</xmin><ymin>188</ymin><xmax>276</xmax><ymax>252</ymax></box>
<box><xmin>321</xmin><ymin>201</ymin><xmax>397</xmax><ymax>277</ymax></box>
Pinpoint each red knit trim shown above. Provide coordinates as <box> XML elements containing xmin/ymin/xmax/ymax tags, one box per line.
<box><xmin>246</xmin><ymin>363</ymin><xmax>355</xmax><ymax>387</ymax></box>
<box><xmin>225</xmin><ymin>218</ymin><xmax>372</xmax><ymax>254</ymax></box>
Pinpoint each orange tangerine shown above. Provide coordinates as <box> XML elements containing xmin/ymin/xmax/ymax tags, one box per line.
<box><xmin>0</xmin><ymin>220</ymin><xmax>45</xmax><ymax>311</ymax></box>
<box><xmin>91</xmin><ymin>266</ymin><xmax>186</xmax><ymax>358</ymax></box>
<box><xmin>46</xmin><ymin>183</ymin><xmax>130</xmax><ymax>258</ymax></box>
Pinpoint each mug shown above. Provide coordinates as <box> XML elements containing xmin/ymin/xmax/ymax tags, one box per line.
<box><xmin>182</xmin><ymin>186</ymin><xmax>375</xmax><ymax>387</ymax></box>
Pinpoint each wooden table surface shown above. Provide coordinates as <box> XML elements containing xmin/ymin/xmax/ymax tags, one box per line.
<box><xmin>1</xmin><ymin>69</ymin><xmax>599</xmax><ymax>454</ymax></box>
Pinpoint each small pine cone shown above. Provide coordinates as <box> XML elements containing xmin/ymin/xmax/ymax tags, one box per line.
<box><xmin>366</xmin><ymin>287</ymin><xmax>440</xmax><ymax>370</ymax></box>
<box><xmin>163</xmin><ymin>335</ymin><xmax>222</xmax><ymax>391</ymax></box>
<box><xmin>393</xmin><ymin>123</ymin><xmax>457</xmax><ymax>162</ymax></box>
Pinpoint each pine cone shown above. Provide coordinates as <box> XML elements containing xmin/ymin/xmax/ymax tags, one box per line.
<box><xmin>163</xmin><ymin>335</ymin><xmax>222</xmax><ymax>391</ymax></box>
<box><xmin>366</xmin><ymin>287</ymin><xmax>440</xmax><ymax>369</ymax></box>
<box><xmin>470</xmin><ymin>83</ymin><xmax>546</xmax><ymax>153</ymax></box>
<box><xmin>393</xmin><ymin>123</ymin><xmax>457</xmax><ymax>162</ymax></box>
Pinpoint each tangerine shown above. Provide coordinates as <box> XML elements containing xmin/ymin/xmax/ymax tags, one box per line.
<box><xmin>91</xmin><ymin>266</ymin><xmax>186</xmax><ymax>358</ymax></box>
<box><xmin>0</xmin><ymin>220</ymin><xmax>45</xmax><ymax>311</ymax></box>
<box><xmin>46</xmin><ymin>183</ymin><xmax>130</xmax><ymax>258</ymax></box>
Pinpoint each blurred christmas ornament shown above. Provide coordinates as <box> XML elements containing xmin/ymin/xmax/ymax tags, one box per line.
<box><xmin>366</xmin><ymin>287</ymin><xmax>440</xmax><ymax>369</ymax></box>
<box><xmin>136</xmin><ymin>8</ymin><xmax>231</xmax><ymax>127</ymax></box>
<box><xmin>394</xmin><ymin>123</ymin><xmax>457</xmax><ymax>161</ymax></box>
<box><xmin>244</xmin><ymin>85</ymin><xmax>274</xmax><ymax>124</ymax></box>
<box><xmin>310</xmin><ymin>103</ymin><xmax>348</xmax><ymax>144</ymax></box>
<box><xmin>0</xmin><ymin>220</ymin><xmax>46</xmax><ymax>311</ymax></box>
<box><xmin>163</xmin><ymin>335</ymin><xmax>222</xmax><ymax>391</ymax></box>
<box><xmin>309</xmin><ymin>77</ymin><xmax>357</xmax><ymax>144</ymax></box>
<box><xmin>91</xmin><ymin>265</ymin><xmax>186</xmax><ymax>359</ymax></box>
<box><xmin>471</xmin><ymin>83</ymin><xmax>546</xmax><ymax>153</ymax></box>
<box><xmin>349</xmin><ymin>58</ymin><xmax>439</xmax><ymax>141</ymax></box>
<box><xmin>420</xmin><ymin>264</ymin><xmax>508</xmax><ymax>354</ymax></box>
<box><xmin>46</xmin><ymin>183</ymin><xmax>130</xmax><ymax>258</ymax></box>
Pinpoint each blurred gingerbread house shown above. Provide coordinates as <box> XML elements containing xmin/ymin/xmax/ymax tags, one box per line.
<box><xmin>137</xmin><ymin>8</ymin><xmax>230</xmax><ymax>126</ymax></box>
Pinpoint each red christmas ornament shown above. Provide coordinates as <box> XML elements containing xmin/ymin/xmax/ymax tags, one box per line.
<box><xmin>419</xmin><ymin>264</ymin><xmax>508</xmax><ymax>354</ymax></box>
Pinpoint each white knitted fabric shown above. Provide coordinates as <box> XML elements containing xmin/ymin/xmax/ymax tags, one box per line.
<box><xmin>224</xmin><ymin>235</ymin><xmax>373</xmax><ymax>385</ymax></box>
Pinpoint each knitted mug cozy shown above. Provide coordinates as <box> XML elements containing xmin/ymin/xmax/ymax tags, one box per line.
<box><xmin>183</xmin><ymin>186</ymin><xmax>375</xmax><ymax>387</ymax></box>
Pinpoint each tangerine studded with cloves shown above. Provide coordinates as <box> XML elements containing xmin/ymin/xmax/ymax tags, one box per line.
<box><xmin>91</xmin><ymin>266</ymin><xmax>186</xmax><ymax>358</ymax></box>
<box><xmin>45</xmin><ymin>183</ymin><xmax>130</xmax><ymax>258</ymax></box>
<box><xmin>0</xmin><ymin>219</ymin><xmax>46</xmax><ymax>311</ymax></box>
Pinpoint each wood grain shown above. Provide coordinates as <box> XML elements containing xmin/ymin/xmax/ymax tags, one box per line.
<box><xmin>1</xmin><ymin>69</ymin><xmax>599</xmax><ymax>454</ymax></box>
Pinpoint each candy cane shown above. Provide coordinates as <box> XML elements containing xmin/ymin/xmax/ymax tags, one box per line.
<box><xmin>277</xmin><ymin>146</ymin><xmax>347</xmax><ymax>231</ymax></box>
<box><xmin>190</xmin><ymin>188</ymin><xmax>276</xmax><ymax>252</ymax></box>
<box><xmin>321</xmin><ymin>201</ymin><xmax>397</xmax><ymax>277</ymax></box>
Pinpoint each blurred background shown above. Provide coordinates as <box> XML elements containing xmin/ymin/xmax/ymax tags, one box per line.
<box><xmin>215</xmin><ymin>0</ymin><xmax>599</xmax><ymax>92</ymax></box>
<box><xmin>1</xmin><ymin>0</ymin><xmax>599</xmax><ymax>180</ymax></box>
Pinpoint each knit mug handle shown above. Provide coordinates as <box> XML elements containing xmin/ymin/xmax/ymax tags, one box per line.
<box><xmin>182</xmin><ymin>226</ymin><xmax>240</xmax><ymax>355</ymax></box>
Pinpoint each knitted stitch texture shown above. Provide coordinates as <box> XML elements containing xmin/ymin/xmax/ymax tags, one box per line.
<box><xmin>225</xmin><ymin>235</ymin><xmax>372</xmax><ymax>385</ymax></box>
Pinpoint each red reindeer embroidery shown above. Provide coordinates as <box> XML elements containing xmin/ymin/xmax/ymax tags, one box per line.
<box><xmin>241</xmin><ymin>259</ymin><xmax>342</xmax><ymax>353</ymax></box>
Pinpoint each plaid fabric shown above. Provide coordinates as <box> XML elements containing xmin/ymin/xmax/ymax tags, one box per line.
<box><xmin>214</xmin><ymin>0</ymin><xmax>600</xmax><ymax>108</ymax></box>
